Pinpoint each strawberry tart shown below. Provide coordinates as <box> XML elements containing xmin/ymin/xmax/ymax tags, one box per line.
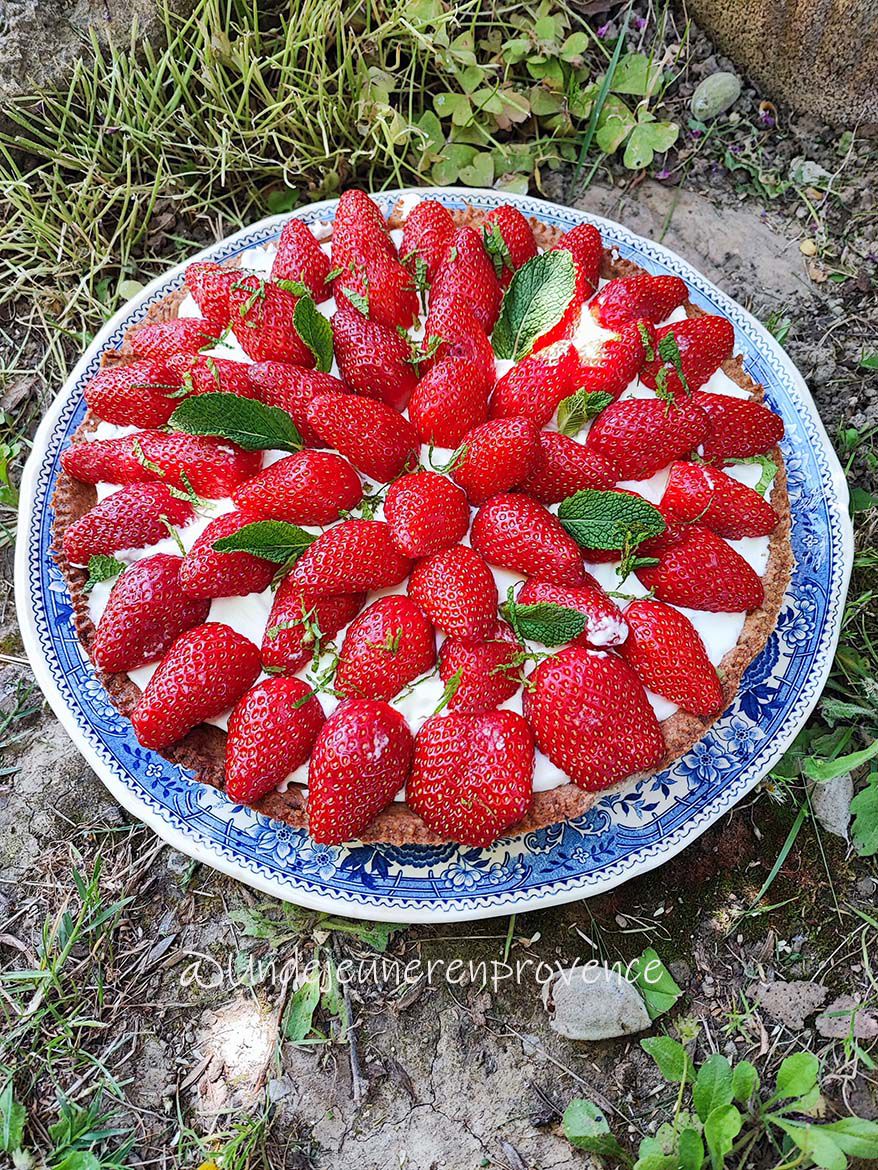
<box><xmin>51</xmin><ymin>189</ymin><xmax>793</xmax><ymax>848</ymax></box>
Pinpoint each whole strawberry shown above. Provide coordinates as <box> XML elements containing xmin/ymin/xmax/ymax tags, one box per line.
<box><xmin>518</xmin><ymin>433</ymin><xmax>619</xmax><ymax>503</ymax></box>
<box><xmin>437</xmin><ymin>620</ymin><xmax>522</xmax><ymax>713</ymax></box>
<box><xmin>332</xmin><ymin>307</ymin><xmax>418</xmax><ymax>411</ymax></box>
<box><xmin>536</xmin><ymin>223</ymin><xmax>603</xmax><ymax>347</ymax></box>
<box><xmin>384</xmin><ymin>471</ymin><xmax>470</xmax><ymax>558</ymax></box>
<box><xmin>226</xmin><ymin>677</ymin><xmax>326</xmax><ymax>803</ymax></box>
<box><xmin>336</xmin><ymin>596</ymin><xmax>436</xmax><ymax>701</ymax></box>
<box><xmin>271</xmin><ymin>217</ymin><xmax>333</xmax><ymax>302</ymax></box>
<box><xmin>524</xmin><ymin>646</ymin><xmax>665</xmax><ymax>790</ymax></box>
<box><xmin>430</xmin><ymin>227</ymin><xmax>502</xmax><ymax>332</ymax></box>
<box><xmin>408</xmin><ymin>358</ymin><xmax>491</xmax><ymax>448</ymax></box>
<box><xmin>590</xmin><ymin>274</ymin><xmax>688</xmax><ymax>329</ymax></box>
<box><xmin>572</xmin><ymin>320</ymin><xmax>654</xmax><ymax>400</ymax></box>
<box><xmin>400</xmin><ymin>199</ymin><xmax>455</xmax><ymax>279</ymax></box>
<box><xmin>166</xmin><ymin>352</ymin><xmax>255</xmax><ymax>399</ymax></box>
<box><xmin>228</xmin><ymin>276</ymin><xmax>315</xmax><ymax>366</ymax></box>
<box><xmin>92</xmin><ymin>554</ymin><xmax>209</xmax><ymax>673</ymax></box>
<box><xmin>289</xmin><ymin>520</ymin><xmax>412</xmax><ymax>595</ymax></box>
<box><xmin>62</xmin><ymin>431</ymin><xmax>261</xmax><ymax>498</ymax></box>
<box><xmin>261</xmin><ymin>581</ymin><xmax>366</xmax><ymax>674</ymax></box>
<box><xmin>62</xmin><ymin>484</ymin><xmax>194</xmax><ymax>565</ymax></box>
<box><xmin>640</xmin><ymin>317</ymin><xmax>735</xmax><ymax>397</ymax></box>
<box><xmin>179</xmin><ymin>510</ymin><xmax>277</xmax><ymax>600</ymax></box>
<box><xmin>408</xmin><ymin>544</ymin><xmax>498</xmax><ymax>640</ymax></box>
<box><xmin>489</xmin><ymin>343</ymin><xmax>581</xmax><ymax>426</ymax></box>
<box><xmin>636</xmin><ymin>524</ymin><xmax>765</xmax><ymax>612</ymax></box>
<box><xmin>246</xmin><ymin>362</ymin><xmax>350</xmax><ymax>447</ymax></box>
<box><xmin>331</xmin><ymin>189</ymin><xmax>396</xmax><ymax>268</ymax></box>
<box><xmin>452</xmin><ymin>417</ymin><xmax>540</xmax><ymax>505</ymax></box>
<box><xmin>694</xmin><ymin>392</ymin><xmax>785</xmax><ymax>460</ymax></box>
<box><xmin>471</xmin><ymin>494</ymin><xmax>586</xmax><ymax>585</ymax></box>
<box><xmin>407</xmin><ymin>710</ymin><xmax>534</xmax><ymax>846</ymax></box>
<box><xmin>420</xmin><ymin>296</ymin><xmax>495</xmax><ymax>384</ymax></box>
<box><xmin>128</xmin><ymin>318</ymin><xmax>221</xmax><ymax>363</ymax></box>
<box><xmin>131</xmin><ymin>623</ymin><xmax>261</xmax><ymax>750</ymax></box>
<box><xmin>232</xmin><ymin>450</ymin><xmax>362</xmax><ymax>525</ymax></box>
<box><xmin>619</xmin><ymin>599</ymin><xmax>724</xmax><ymax>717</ymax></box>
<box><xmin>585</xmin><ymin>396</ymin><xmax>709</xmax><ymax>480</ymax></box>
<box><xmin>517</xmin><ymin>578</ymin><xmax>628</xmax><ymax>648</ymax></box>
<box><xmin>185</xmin><ymin>261</ymin><xmax>237</xmax><ymax>329</ymax></box>
<box><xmin>306</xmin><ymin>392</ymin><xmax>419</xmax><ymax>482</ymax></box>
<box><xmin>661</xmin><ymin>461</ymin><xmax>778</xmax><ymax>539</ymax></box>
<box><xmin>83</xmin><ymin>360</ymin><xmax>180</xmax><ymax>428</ymax></box>
<box><xmin>333</xmin><ymin>252</ymin><xmax>420</xmax><ymax>331</ymax></box>
<box><xmin>308</xmin><ymin>700</ymin><xmax>413</xmax><ymax>843</ymax></box>
<box><xmin>483</xmin><ymin>205</ymin><xmax>538</xmax><ymax>287</ymax></box>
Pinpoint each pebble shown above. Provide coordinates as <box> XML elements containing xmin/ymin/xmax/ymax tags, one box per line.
<box><xmin>690</xmin><ymin>72</ymin><xmax>742</xmax><ymax>120</ymax></box>
<box><xmin>542</xmin><ymin>965</ymin><xmax>651</xmax><ymax>1041</ymax></box>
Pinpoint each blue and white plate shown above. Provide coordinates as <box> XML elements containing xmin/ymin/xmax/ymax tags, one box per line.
<box><xmin>16</xmin><ymin>188</ymin><xmax>853</xmax><ymax>923</ymax></box>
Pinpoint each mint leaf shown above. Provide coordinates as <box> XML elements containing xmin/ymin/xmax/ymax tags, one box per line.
<box><xmin>84</xmin><ymin>554</ymin><xmax>125</xmax><ymax>592</ymax></box>
<box><xmin>340</xmin><ymin>283</ymin><xmax>370</xmax><ymax>316</ymax></box>
<box><xmin>433</xmin><ymin>667</ymin><xmax>463</xmax><ymax>715</ymax></box>
<box><xmin>693</xmin><ymin>1054</ymin><xmax>734</xmax><ymax>1122</ymax></box>
<box><xmin>851</xmin><ymin>772</ymin><xmax>878</xmax><ymax>857</ymax></box>
<box><xmin>730</xmin><ymin>454</ymin><xmax>778</xmax><ymax>497</ymax></box>
<box><xmin>483</xmin><ymin>220</ymin><xmax>513</xmax><ymax>281</ymax></box>
<box><xmin>558</xmin><ymin>489</ymin><xmax>666</xmax><ymax>551</ymax></box>
<box><xmin>294</xmin><ymin>294</ymin><xmax>334</xmax><ymax>372</ymax></box>
<box><xmin>562</xmin><ymin>1100</ymin><xmax>631</xmax><ymax>1165</ymax></box>
<box><xmin>629</xmin><ymin>947</ymin><xmax>683</xmax><ymax>1020</ymax></box>
<box><xmin>169</xmin><ymin>392</ymin><xmax>302</xmax><ymax>452</ymax></box>
<box><xmin>275</xmin><ymin>278</ymin><xmax>310</xmax><ymax>297</ymax></box>
<box><xmin>213</xmin><ymin>520</ymin><xmax>316</xmax><ymax>563</ymax></box>
<box><xmin>656</xmin><ymin>330</ymin><xmax>690</xmax><ymax>395</ymax></box>
<box><xmin>557</xmin><ymin>389</ymin><xmax>613</xmax><ymax>436</ymax></box>
<box><xmin>492</xmin><ymin>250</ymin><xmax>576</xmax><ymax>361</ymax></box>
<box><xmin>502</xmin><ymin>600</ymin><xmax>588</xmax><ymax>647</ymax></box>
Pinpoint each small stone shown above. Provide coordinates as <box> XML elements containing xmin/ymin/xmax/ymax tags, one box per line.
<box><xmin>815</xmin><ymin>996</ymin><xmax>878</xmax><ymax>1041</ymax></box>
<box><xmin>751</xmin><ymin>980</ymin><xmax>828</xmax><ymax>1030</ymax></box>
<box><xmin>809</xmin><ymin>773</ymin><xmax>853</xmax><ymax>840</ymax></box>
<box><xmin>542</xmin><ymin>965</ymin><xmax>651</xmax><ymax>1041</ymax></box>
<box><xmin>690</xmin><ymin>72</ymin><xmax>742</xmax><ymax>120</ymax></box>
<box><xmin>800</xmin><ymin>239</ymin><xmax>818</xmax><ymax>256</ymax></box>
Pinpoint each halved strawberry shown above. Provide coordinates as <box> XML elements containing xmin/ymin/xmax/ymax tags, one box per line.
<box><xmin>332</xmin><ymin>307</ymin><xmax>418</xmax><ymax>411</ymax></box>
<box><xmin>384</xmin><ymin>471</ymin><xmax>470</xmax><ymax>558</ymax></box>
<box><xmin>635</xmin><ymin>524</ymin><xmax>765</xmax><ymax>612</ymax></box>
<box><xmin>518</xmin><ymin>433</ymin><xmax>619</xmax><ymax>504</ymax></box>
<box><xmin>661</xmin><ymin>461</ymin><xmax>778</xmax><ymax>539</ymax></box>
<box><xmin>694</xmin><ymin>392</ymin><xmax>785</xmax><ymax>460</ymax></box>
<box><xmin>271</xmin><ymin>217</ymin><xmax>333</xmax><ymax>302</ymax></box>
<box><xmin>307</xmin><ymin>392</ymin><xmax>418</xmax><ymax>482</ymax></box>
<box><xmin>408</xmin><ymin>358</ymin><xmax>491</xmax><ymax>448</ymax></box>
<box><xmin>483</xmin><ymin>205</ymin><xmax>537</xmax><ymax>287</ymax></box>
<box><xmin>471</xmin><ymin>493</ymin><xmax>586</xmax><ymax>585</ymax></box>
<box><xmin>179</xmin><ymin>510</ymin><xmax>277</xmax><ymax>600</ymax></box>
<box><xmin>128</xmin><ymin>318</ymin><xmax>222</xmax><ymax>363</ymax></box>
<box><xmin>131</xmin><ymin>622</ymin><xmax>261</xmax><ymax>750</ymax></box>
<box><xmin>83</xmin><ymin>359</ymin><xmax>180</xmax><ymax>428</ymax></box>
<box><xmin>437</xmin><ymin>620</ymin><xmax>522</xmax><ymax>714</ymax></box>
<box><xmin>226</xmin><ymin>677</ymin><xmax>326</xmax><ymax>803</ymax></box>
<box><xmin>408</xmin><ymin>544</ymin><xmax>498</xmax><ymax>640</ymax></box>
<box><xmin>590</xmin><ymin>274</ymin><xmax>688</xmax><ymax>329</ymax></box>
<box><xmin>288</xmin><ymin>520</ymin><xmax>412</xmax><ymax>595</ymax></box>
<box><xmin>261</xmin><ymin>581</ymin><xmax>366</xmax><ymax>674</ymax></box>
<box><xmin>524</xmin><ymin>646</ymin><xmax>664</xmax><ymax>791</ymax></box>
<box><xmin>92</xmin><ymin>553</ymin><xmax>209</xmax><ymax>673</ymax></box>
<box><xmin>308</xmin><ymin>700</ymin><xmax>413</xmax><ymax>843</ymax></box>
<box><xmin>640</xmin><ymin>317</ymin><xmax>735</xmax><ymax>397</ymax></box>
<box><xmin>232</xmin><ymin>450</ymin><xmax>362</xmax><ymax>525</ymax></box>
<box><xmin>246</xmin><ymin>362</ymin><xmax>350</xmax><ymax>447</ymax></box>
<box><xmin>619</xmin><ymin>599</ymin><xmax>724</xmax><ymax>716</ymax></box>
<box><xmin>430</xmin><ymin>227</ymin><xmax>502</xmax><ymax>332</ymax></box>
<box><xmin>336</xmin><ymin>596</ymin><xmax>436</xmax><ymax>701</ymax></box>
<box><xmin>407</xmin><ymin>710</ymin><xmax>534</xmax><ymax>846</ymax></box>
<box><xmin>586</xmin><ymin>396</ymin><xmax>709</xmax><ymax>480</ymax></box>
<box><xmin>400</xmin><ymin>199</ymin><xmax>455</xmax><ymax>279</ymax></box>
<box><xmin>62</xmin><ymin>484</ymin><xmax>194</xmax><ymax>565</ymax></box>
<box><xmin>517</xmin><ymin>578</ymin><xmax>628</xmax><ymax>649</ymax></box>
<box><xmin>452</xmin><ymin>417</ymin><xmax>540</xmax><ymax>505</ymax></box>
<box><xmin>228</xmin><ymin>276</ymin><xmax>315</xmax><ymax>366</ymax></box>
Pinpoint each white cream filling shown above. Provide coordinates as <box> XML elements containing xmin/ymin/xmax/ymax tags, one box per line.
<box><xmin>84</xmin><ymin>223</ymin><xmax>774</xmax><ymax>800</ymax></box>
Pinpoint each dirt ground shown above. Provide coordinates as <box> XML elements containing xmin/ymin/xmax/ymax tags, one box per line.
<box><xmin>1</xmin><ymin>10</ymin><xmax>878</xmax><ymax>1169</ymax></box>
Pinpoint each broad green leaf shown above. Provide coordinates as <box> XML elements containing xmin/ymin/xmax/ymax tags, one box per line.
<box><xmin>284</xmin><ymin>970</ymin><xmax>321</xmax><ymax>1041</ymax></box>
<box><xmin>805</xmin><ymin>738</ymin><xmax>878</xmax><ymax>781</ymax></box>
<box><xmin>693</xmin><ymin>1054</ymin><xmax>734</xmax><ymax>1122</ymax></box>
<box><xmin>612</xmin><ymin>52</ymin><xmax>662</xmax><ymax>97</ymax></box>
<box><xmin>819</xmin><ymin>1116</ymin><xmax>878</xmax><ymax>1157</ymax></box>
<box><xmin>558</xmin><ymin>489</ymin><xmax>666</xmax><ymax>551</ymax></box>
<box><xmin>431</xmin><ymin>144</ymin><xmax>476</xmax><ymax>185</ymax></box>
<box><xmin>84</xmin><ymin>554</ymin><xmax>125</xmax><ymax>593</ymax></box>
<box><xmin>775</xmin><ymin>1050</ymin><xmax>820</xmax><ymax>1099</ymax></box>
<box><xmin>0</xmin><ymin>1080</ymin><xmax>25</xmax><ymax>1153</ymax></box>
<box><xmin>851</xmin><ymin>774</ymin><xmax>878</xmax><ymax>856</ymax></box>
<box><xmin>492</xmin><ymin>250</ymin><xmax>576</xmax><ymax>361</ymax></box>
<box><xmin>213</xmin><ymin>519</ymin><xmax>316</xmax><ymax>564</ymax></box>
<box><xmin>502</xmin><ymin>600</ymin><xmax>588</xmax><ymax>647</ymax></box>
<box><xmin>169</xmin><ymin>392</ymin><xmax>302</xmax><ymax>453</ymax></box>
<box><xmin>677</xmin><ymin>1127</ymin><xmax>705</xmax><ymax>1170</ymax></box>
<box><xmin>773</xmin><ymin>1120</ymin><xmax>848</xmax><ymax>1170</ymax></box>
<box><xmin>54</xmin><ymin>1155</ymin><xmax>101</xmax><ymax>1170</ymax></box>
<box><xmin>629</xmin><ymin>948</ymin><xmax>683</xmax><ymax>1020</ymax></box>
<box><xmin>634</xmin><ymin>1136</ymin><xmax>676</xmax><ymax>1170</ymax></box>
<box><xmin>703</xmin><ymin>1105</ymin><xmax>743</xmax><ymax>1170</ymax></box>
<box><xmin>560</xmin><ymin>32</ymin><xmax>590</xmax><ymax>61</ymax></box>
<box><xmin>433</xmin><ymin>91</ymin><xmax>471</xmax><ymax>124</ymax></box>
<box><xmin>623</xmin><ymin>120</ymin><xmax>679</xmax><ymax>170</ymax></box>
<box><xmin>293</xmin><ymin>294</ymin><xmax>333</xmax><ymax>372</ymax></box>
<box><xmin>595</xmin><ymin>95</ymin><xmax>636</xmax><ymax>153</ymax></box>
<box><xmin>458</xmin><ymin>150</ymin><xmax>494</xmax><ymax>187</ymax></box>
<box><xmin>731</xmin><ymin>1059</ymin><xmax>759</xmax><ymax>1103</ymax></box>
<box><xmin>562</xmin><ymin>1099</ymin><xmax>631</xmax><ymax>1163</ymax></box>
<box><xmin>640</xmin><ymin>1036</ymin><xmax>694</xmax><ymax>1083</ymax></box>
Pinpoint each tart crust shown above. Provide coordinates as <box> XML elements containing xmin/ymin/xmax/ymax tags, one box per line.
<box><xmin>50</xmin><ymin>203</ymin><xmax>794</xmax><ymax>846</ymax></box>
